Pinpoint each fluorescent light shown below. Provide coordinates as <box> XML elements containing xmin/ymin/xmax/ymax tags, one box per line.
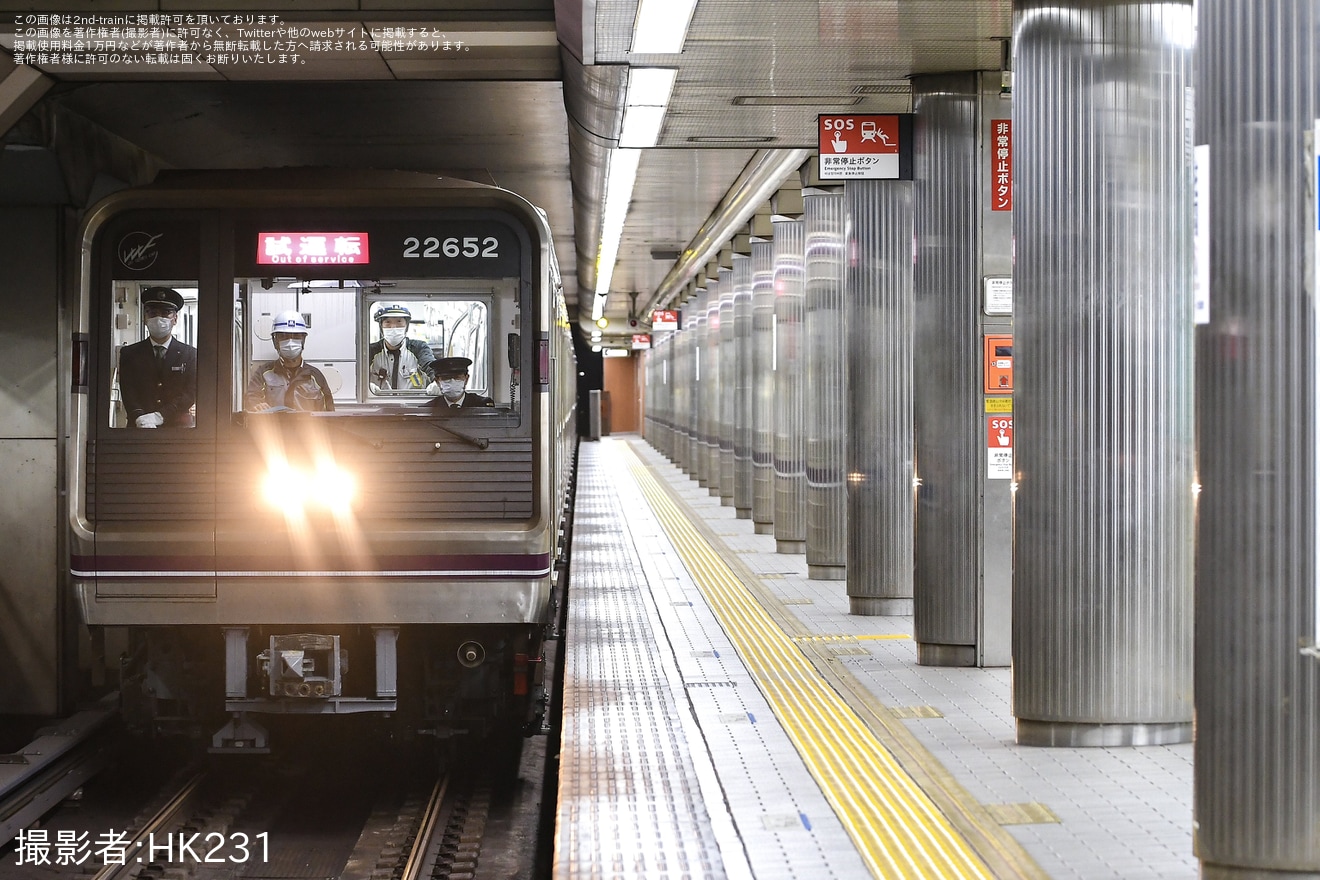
<box><xmin>631</xmin><ymin>0</ymin><xmax>698</xmax><ymax>54</ymax></box>
<box><xmin>592</xmin><ymin>148</ymin><xmax>642</xmax><ymax>319</ymax></box>
<box><xmin>629</xmin><ymin>67</ymin><xmax>677</xmax><ymax>105</ymax></box>
<box><xmin>620</xmin><ymin>105</ymin><xmax>667</xmax><ymax>148</ymax></box>
<box><xmin>733</xmin><ymin>95</ymin><xmax>862</xmax><ymax>106</ymax></box>
<box><xmin>620</xmin><ymin>68</ymin><xmax>676</xmax><ymax>148</ymax></box>
<box><xmin>594</xmin><ymin>67</ymin><xmax>678</xmax><ymax>315</ymax></box>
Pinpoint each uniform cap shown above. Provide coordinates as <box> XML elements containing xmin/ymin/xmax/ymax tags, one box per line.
<box><xmin>142</xmin><ymin>287</ymin><xmax>184</xmax><ymax>311</ymax></box>
<box><xmin>374</xmin><ymin>303</ymin><xmax>412</xmax><ymax>322</ymax></box>
<box><xmin>435</xmin><ymin>356</ymin><xmax>473</xmax><ymax>377</ymax></box>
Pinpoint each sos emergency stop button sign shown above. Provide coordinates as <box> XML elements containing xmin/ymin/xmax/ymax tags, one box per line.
<box><xmin>817</xmin><ymin>114</ymin><xmax>914</xmax><ymax>180</ymax></box>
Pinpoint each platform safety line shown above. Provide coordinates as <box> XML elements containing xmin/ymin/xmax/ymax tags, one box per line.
<box><xmin>619</xmin><ymin>449</ymin><xmax>995</xmax><ymax>880</ymax></box>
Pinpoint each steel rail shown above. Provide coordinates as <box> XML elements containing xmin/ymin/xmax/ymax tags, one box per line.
<box><xmin>399</xmin><ymin>774</ymin><xmax>450</xmax><ymax>880</ymax></box>
<box><xmin>91</xmin><ymin>770</ymin><xmax>207</xmax><ymax>880</ymax></box>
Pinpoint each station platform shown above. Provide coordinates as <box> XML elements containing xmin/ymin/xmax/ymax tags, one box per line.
<box><xmin>554</xmin><ymin>435</ymin><xmax>1195</xmax><ymax>880</ymax></box>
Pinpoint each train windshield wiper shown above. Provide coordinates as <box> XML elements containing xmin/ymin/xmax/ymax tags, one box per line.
<box><xmin>431</xmin><ymin>421</ymin><xmax>489</xmax><ymax>450</ymax></box>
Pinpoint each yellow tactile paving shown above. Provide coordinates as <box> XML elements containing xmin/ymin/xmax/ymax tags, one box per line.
<box><xmin>618</xmin><ymin>442</ymin><xmax>996</xmax><ymax>880</ymax></box>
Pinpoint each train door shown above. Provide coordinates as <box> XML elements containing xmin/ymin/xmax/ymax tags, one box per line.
<box><xmin>82</xmin><ymin>211</ymin><xmax>219</xmax><ymax>593</ymax></box>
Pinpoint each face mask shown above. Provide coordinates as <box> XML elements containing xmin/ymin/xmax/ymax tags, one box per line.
<box><xmin>146</xmin><ymin>316</ymin><xmax>173</xmax><ymax>340</ymax></box>
<box><xmin>278</xmin><ymin>339</ymin><xmax>304</xmax><ymax>360</ymax></box>
<box><xmin>382</xmin><ymin>328</ymin><xmax>406</xmax><ymax>347</ymax></box>
<box><xmin>439</xmin><ymin>378</ymin><xmax>464</xmax><ymax>401</ymax></box>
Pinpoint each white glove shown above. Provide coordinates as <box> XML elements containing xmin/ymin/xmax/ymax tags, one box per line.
<box><xmin>369</xmin><ymin>382</ymin><xmax>381</xmax><ymax>394</ymax></box>
<box><xmin>135</xmin><ymin>412</ymin><xmax>164</xmax><ymax>428</ymax></box>
<box><xmin>425</xmin><ymin>382</ymin><xmax>442</xmax><ymax>397</ymax></box>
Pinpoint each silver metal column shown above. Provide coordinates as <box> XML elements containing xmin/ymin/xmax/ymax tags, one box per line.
<box><xmin>670</xmin><ymin>329</ymin><xmax>687</xmax><ymax>469</ymax></box>
<box><xmin>682</xmin><ymin>303</ymin><xmax>699</xmax><ymax>475</ymax></box>
<box><xmin>773</xmin><ymin>217</ymin><xmax>808</xmax><ymax>555</ymax></box>
<box><xmin>804</xmin><ymin>188</ymin><xmax>847</xmax><ymax>581</ymax></box>
<box><xmin>751</xmin><ymin>237</ymin><xmax>776</xmax><ymax>535</ymax></box>
<box><xmin>718</xmin><ymin>266</ymin><xmax>736</xmax><ymax>505</ymax></box>
<box><xmin>641</xmin><ymin>346</ymin><xmax>655</xmax><ymax>448</ymax></box>
<box><xmin>1197</xmin><ymin>1</ymin><xmax>1320</xmax><ymax>874</ymax></box>
<box><xmin>912</xmin><ymin>72</ymin><xmax>1015</xmax><ymax>667</ymax></box>
<box><xmin>691</xmin><ymin>288</ymin><xmax>709</xmax><ymax>485</ymax></box>
<box><xmin>1013</xmin><ymin>0</ymin><xmax>1194</xmax><ymax>746</ymax></box>
<box><xmin>670</xmin><ymin>315</ymin><xmax>682</xmax><ymax>467</ymax></box>
<box><xmin>845</xmin><ymin>180</ymin><xmax>914</xmax><ymax>615</ymax></box>
<box><xmin>732</xmin><ymin>253</ymin><xmax>754</xmax><ymax>519</ymax></box>
<box><xmin>703</xmin><ymin>281</ymin><xmax>722</xmax><ymax>493</ymax></box>
<box><xmin>650</xmin><ymin>340</ymin><xmax>670</xmax><ymax>458</ymax></box>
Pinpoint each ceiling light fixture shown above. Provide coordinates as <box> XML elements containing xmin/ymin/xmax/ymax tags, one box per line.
<box><xmin>732</xmin><ymin>95</ymin><xmax>863</xmax><ymax>106</ymax></box>
<box><xmin>620</xmin><ymin>68</ymin><xmax>678</xmax><ymax>148</ymax></box>
<box><xmin>630</xmin><ymin>0</ymin><xmax>698</xmax><ymax>54</ymax></box>
<box><xmin>685</xmin><ymin>135</ymin><xmax>777</xmax><ymax>144</ymax></box>
<box><xmin>592</xmin><ymin>148</ymin><xmax>642</xmax><ymax>321</ymax></box>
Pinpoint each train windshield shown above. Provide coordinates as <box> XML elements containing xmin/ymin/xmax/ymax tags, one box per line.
<box><xmin>231</xmin><ymin>277</ymin><xmax>518</xmax><ymax>417</ymax></box>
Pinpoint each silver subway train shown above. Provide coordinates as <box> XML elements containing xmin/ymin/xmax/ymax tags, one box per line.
<box><xmin>69</xmin><ymin>170</ymin><xmax>576</xmax><ymax>754</ymax></box>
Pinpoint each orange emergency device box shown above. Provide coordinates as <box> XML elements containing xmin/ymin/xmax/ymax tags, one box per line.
<box><xmin>983</xmin><ymin>334</ymin><xmax>1013</xmax><ymax>393</ymax></box>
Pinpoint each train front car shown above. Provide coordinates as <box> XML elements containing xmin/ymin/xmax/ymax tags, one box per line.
<box><xmin>69</xmin><ymin>172</ymin><xmax>573</xmax><ymax>756</ymax></box>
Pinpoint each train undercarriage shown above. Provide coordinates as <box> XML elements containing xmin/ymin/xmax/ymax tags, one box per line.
<box><xmin>116</xmin><ymin>622</ymin><xmax>549</xmax><ymax>757</ymax></box>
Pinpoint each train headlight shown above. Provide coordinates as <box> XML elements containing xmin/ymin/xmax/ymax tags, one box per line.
<box><xmin>311</xmin><ymin>465</ymin><xmax>357</xmax><ymax>513</ymax></box>
<box><xmin>261</xmin><ymin>464</ymin><xmax>357</xmax><ymax>514</ymax></box>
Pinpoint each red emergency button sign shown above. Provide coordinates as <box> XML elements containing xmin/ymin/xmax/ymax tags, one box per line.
<box><xmin>817</xmin><ymin>114</ymin><xmax>912</xmax><ymax>180</ymax></box>
<box><xmin>987</xmin><ymin>415</ymin><xmax>1013</xmax><ymax>480</ymax></box>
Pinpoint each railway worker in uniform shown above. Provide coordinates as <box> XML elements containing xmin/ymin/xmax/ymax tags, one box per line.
<box><xmin>367</xmin><ymin>303</ymin><xmax>439</xmax><ymax>395</ymax></box>
<box><xmin>245</xmin><ymin>310</ymin><xmax>336</xmax><ymax>412</ymax></box>
<box><xmin>429</xmin><ymin>356</ymin><xmax>494</xmax><ymax>412</ymax></box>
<box><xmin>119</xmin><ymin>286</ymin><xmax>198</xmax><ymax>428</ymax></box>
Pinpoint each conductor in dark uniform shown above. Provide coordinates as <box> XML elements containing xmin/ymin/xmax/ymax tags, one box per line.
<box><xmin>429</xmin><ymin>357</ymin><xmax>494</xmax><ymax>413</ymax></box>
<box><xmin>118</xmin><ymin>286</ymin><xmax>197</xmax><ymax>428</ymax></box>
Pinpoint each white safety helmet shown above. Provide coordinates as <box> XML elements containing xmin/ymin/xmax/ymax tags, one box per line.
<box><xmin>271</xmin><ymin>310</ymin><xmax>310</xmax><ymax>336</ymax></box>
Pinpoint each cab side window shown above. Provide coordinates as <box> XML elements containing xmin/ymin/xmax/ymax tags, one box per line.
<box><xmin>365</xmin><ymin>298</ymin><xmax>490</xmax><ymax>402</ymax></box>
<box><xmin>109</xmin><ymin>283</ymin><xmax>199</xmax><ymax>429</ymax></box>
<box><xmin>235</xmin><ymin>280</ymin><xmax>350</xmax><ymax>412</ymax></box>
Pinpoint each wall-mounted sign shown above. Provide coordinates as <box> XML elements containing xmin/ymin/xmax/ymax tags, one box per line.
<box><xmin>987</xmin><ymin>415</ymin><xmax>1013</xmax><ymax>479</ymax></box>
<box><xmin>631</xmin><ymin>333</ymin><xmax>652</xmax><ymax>350</ymax></box>
<box><xmin>651</xmin><ymin>309</ymin><xmax>679</xmax><ymax>331</ymax></box>
<box><xmin>983</xmin><ymin>276</ymin><xmax>1013</xmax><ymax>316</ymax></box>
<box><xmin>258</xmin><ymin>232</ymin><xmax>369</xmax><ymax>265</ymax></box>
<box><xmin>817</xmin><ymin>114</ymin><xmax>914</xmax><ymax>180</ymax></box>
<box><xmin>1194</xmin><ymin>143</ymin><xmax>1209</xmax><ymax>324</ymax></box>
<box><xmin>990</xmin><ymin>119</ymin><xmax>1012</xmax><ymax>212</ymax></box>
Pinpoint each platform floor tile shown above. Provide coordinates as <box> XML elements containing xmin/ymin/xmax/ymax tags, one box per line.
<box><xmin>623</xmin><ymin>435</ymin><xmax>1197</xmax><ymax>880</ymax></box>
<box><xmin>558</xmin><ymin>440</ymin><xmax>870</xmax><ymax>880</ymax></box>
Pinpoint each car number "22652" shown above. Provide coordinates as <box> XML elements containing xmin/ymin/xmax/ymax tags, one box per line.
<box><xmin>402</xmin><ymin>236</ymin><xmax>499</xmax><ymax>259</ymax></box>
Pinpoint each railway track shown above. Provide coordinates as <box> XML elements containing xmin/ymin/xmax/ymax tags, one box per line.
<box><xmin>3</xmin><ymin>728</ymin><xmax>539</xmax><ymax>879</ymax></box>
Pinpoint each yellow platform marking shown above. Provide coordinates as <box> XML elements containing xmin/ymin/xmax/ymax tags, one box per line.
<box><xmin>983</xmin><ymin>803</ymin><xmax>1061</xmax><ymax>826</ymax></box>
<box><xmin>789</xmin><ymin>634</ymin><xmax>910</xmax><ymax>643</ymax></box>
<box><xmin>619</xmin><ymin>444</ymin><xmax>996</xmax><ymax>880</ymax></box>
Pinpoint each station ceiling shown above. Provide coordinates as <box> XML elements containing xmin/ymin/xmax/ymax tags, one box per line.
<box><xmin>0</xmin><ymin>1</ymin><xmax>1011</xmax><ymax>346</ymax></box>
